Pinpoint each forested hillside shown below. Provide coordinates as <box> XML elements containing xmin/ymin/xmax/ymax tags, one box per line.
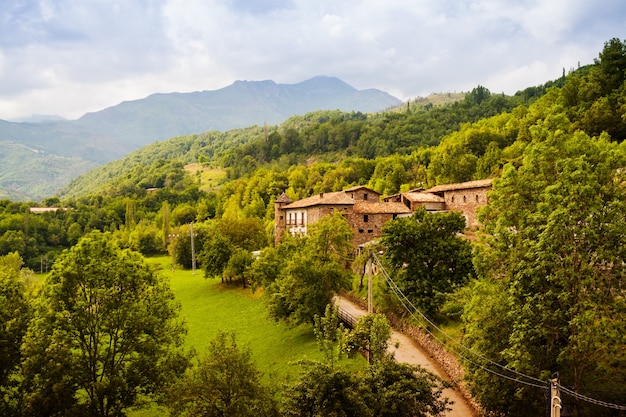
<box><xmin>0</xmin><ymin>76</ymin><xmax>402</xmax><ymax>200</ymax></box>
<box><xmin>1</xmin><ymin>38</ymin><xmax>626</xmax><ymax>417</ymax></box>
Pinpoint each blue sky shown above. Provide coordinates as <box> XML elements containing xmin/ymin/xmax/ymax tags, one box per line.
<box><xmin>0</xmin><ymin>0</ymin><xmax>625</xmax><ymax>120</ymax></box>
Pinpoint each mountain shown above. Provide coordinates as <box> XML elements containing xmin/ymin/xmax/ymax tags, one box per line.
<box><xmin>0</xmin><ymin>76</ymin><xmax>402</xmax><ymax>200</ymax></box>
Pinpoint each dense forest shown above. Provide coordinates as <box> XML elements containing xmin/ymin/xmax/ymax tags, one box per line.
<box><xmin>2</xmin><ymin>38</ymin><xmax>626</xmax><ymax>416</ymax></box>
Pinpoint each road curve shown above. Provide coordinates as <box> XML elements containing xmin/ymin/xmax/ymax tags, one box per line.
<box><xmin>334</xmin><ymin>296</ymin><xmax>477</xmax><ymax>417</ymax></box>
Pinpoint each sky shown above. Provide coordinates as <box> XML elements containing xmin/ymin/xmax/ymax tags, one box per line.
<box><xmin>0</xmin><ymin>0</ymin><xmax>625</xmax><ymax>121</ymax></box>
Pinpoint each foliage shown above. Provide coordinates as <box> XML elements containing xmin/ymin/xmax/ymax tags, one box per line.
<box><xmin>380</xmin><ymin>208</ymin><xmax>474</xmax><ymax>317</ymax></box>
<box><xmin>21</xmin><ymin>232</ymin><xmax>188</xmax><ymax>417</ymax></box>
<box><xmin>343</xmin><ymin>313</ymin><xmax>392</xmax><ymax>364</ymax></box>
<box><xmin>313</xmin><ymin>305</ymin><xmax>349</xmax><ymax>368</ymax></box>
<box><xmin>264</xmin><ymin>213</ymin><xmax>354</xmax><ymax>324</ymax></box>
<box><xmin>0</xmin><ymin>252</ymin><xmax>32</xmax><ymax>415</ymax></box>
<box><xmin>464</xmin><ymin>129</ymin><xmax>626</xmax><ymax>416</ymax></box>
<box><xmin>281</xmin><ymin>358</ymin><xmax>450</xmax><ymax>417</ymax></box>
<box><xmin>166</xmin><ymin>331</ymin><xmax>278</xmax><ymax>417</ymax></box>
<box><xmin>281</xmin><ymin>361</ymin><xmax>369</xmax><ymax>417</ymax></box>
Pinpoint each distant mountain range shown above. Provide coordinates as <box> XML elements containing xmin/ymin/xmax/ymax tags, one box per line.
<box><xmin>0</xmin><ymin>76</ymin><xmax>402</xmax><ymax>200</ymax></box>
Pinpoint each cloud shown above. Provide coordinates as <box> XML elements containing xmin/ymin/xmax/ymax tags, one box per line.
<box><xmin>0</xmin><ymin>0</ymin><xmax>624</xmax><ymax>120</ymax></box>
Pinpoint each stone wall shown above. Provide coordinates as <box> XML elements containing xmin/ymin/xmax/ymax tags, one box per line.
<box><xmin>442</xmin><ymin>187</ymin><xmax>490</xmax><ymax>229</ymax></box>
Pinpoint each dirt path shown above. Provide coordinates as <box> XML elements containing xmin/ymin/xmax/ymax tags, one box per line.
<box><xmin>334</xmin><ymin>296</ymin><xmax>477</xmax><ymax>417</ymax></box>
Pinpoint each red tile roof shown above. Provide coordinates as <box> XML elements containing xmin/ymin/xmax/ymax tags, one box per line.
<box><xmin>426</xmin><ymin>178</ymin><xmax>493</xmax><ymax>193</ymax></box>
<box><xmin>402</xmin><ymin>192</ymin><xmax>445</xmax><ymax>203</ymax></box>
<box><xmin>284</xmin><ymin>191</ymin><xmax>354</xmax><ymax>208</ymax></box>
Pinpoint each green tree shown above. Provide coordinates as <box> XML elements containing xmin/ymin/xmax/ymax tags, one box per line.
<box><xmin>21</xmin><ymin>231</ymin><xmax>188</xmax><ymax>417</ymax></box>
<box><xmin>199</xmin><ymin>232</ymin><xmax>233</xmax><ymax>280</ymax></box>
<box><xmin>167</xmin><ymin>331</ymin><xmax>277</xmax><ymax>417</ymax></box>
<box><xmin>280</xmin><ymin>361</ymin><xmax>370</xmax><ymax>417</ymax></box>
<box><xmin>465</xmin><ymin>130</ymin><xmax>626</xmax><ymax>416</ymax></box>
<box><xmin>380</xmin><ymin>208</ymin><xmax>474</xmax><ymax>317</ymax></box>
<box><xmin>266</xmin><ymin>213</ymin><xmax>354</xmax><ymax>324</ymax></box>
<box><xmin>313</xmin><ymin>306</ymin><xmax>349</xmax><ymax>368</ymax></box>
<box><xmin>344</xmin><ymin>314</ymin><xmax>391</xmax><ymax>364</ymax></box>
<box><xmin>222</xmin><ymin>248</ymin><xmax>253</xmax><ymax>287</ymax></box>
<box><xmin>363</xmin><ymin>360</ymin><xmax>450</xmax><ymax>417</ymax></box>
<box><xmin>0</xmin><ymin>252</ymin><xmax>31</xmax><ymax>415</ymax></box>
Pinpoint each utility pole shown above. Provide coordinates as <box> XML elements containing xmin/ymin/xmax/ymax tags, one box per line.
<box><xmin>550</xmin><ymin>376</ymin><xmax>562</xmax><ymax>417</ymax></box>
<box><xmin>190</xmin><ymin>222</ymin><xmax>196</xmax><ymax>275</ymax></box>
<box><xmin>367</xmin><ymin>250</ymin><xmax>373</xmax><ymax>313</ymax></box>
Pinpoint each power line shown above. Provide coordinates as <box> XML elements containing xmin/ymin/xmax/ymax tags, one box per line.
<box><xmin>558</xmin><ymin>385</ymin><xmax>626</xmax><ymax>411</ymax></box>
<box><xmin>370</xmin><ymin>252</ymin><xmax>626</xmax><ymax>411</ymax></box>
<box><xmin>372</xmin><ymin>252</ymin><xmax>546</xmax><ymax>387</ymax></box>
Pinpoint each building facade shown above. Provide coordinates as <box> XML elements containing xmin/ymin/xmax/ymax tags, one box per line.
<box><xmin>274</xmin><ymin>186</ymin><xmax>411</xmax><ymax>247</ymax></box>
<box><xmin>274</xmin><ymin>179</ymin><xmax>493</xmax><ymax>247</ymax></box>
<box><xmin>384</xmin><ymin>179</ymin><xmax>492</xmax><ymax>229</ymax></box>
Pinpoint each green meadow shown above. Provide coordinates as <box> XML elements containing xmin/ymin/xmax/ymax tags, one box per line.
<box><xmin>146</xmin><ymin>256</ymin><xmax>365</xmax><ymax>379</ymax></box>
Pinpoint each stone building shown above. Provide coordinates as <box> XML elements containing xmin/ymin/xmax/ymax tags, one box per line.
<box><xmin>274</xmin><ymin>179</ymin><xmax>493</xmax><ymax>247</ymax></box>
<box><xmin>384</xmin><ymin>178</ymin><xmax>493</xmax><ymax>229</ymax></box>
<box><xmin>274</xmin><ymin>186</ymin><xmax>412</xmax><ymax>247</ymax></box>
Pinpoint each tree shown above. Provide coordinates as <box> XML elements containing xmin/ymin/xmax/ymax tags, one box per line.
<box><xmin>363</xmin><ymin>360</ymin><xmax>450</xmax><ymax>417</ymax></box>
<box><xmin>0</xmin><ymin>252</ymin><xmax>31</xmax><ymax>415</ymax></box>
<box><xmin>344</xmin><ymin>313</ymin><xmax>391</xmax><ymax>364</ymax></box>
<box><xmin>280</xmin><ymin>361</ymin><xmax>370</xmax><ymax>417</ymax></box>
<box><xmin>199</xmin><ymin>232</ymin><xmax>233</xmax><ymax>280</ymax></box>
<box><xmin>464</xmin><ymin>130</ymin><xmax>626</xmax><ymax>416</ymax></box>
<box><xmin>380</xmin><ymin>208</ymin><xmax>474</xmax><ymax>317</ymax></box>
<box><xmin>265</xmin><ymin>213</ymin><xmax>354</xmax><ymax>324</ymax></box>
<box><xmin>21</xmin><ymin>231</ymin><xmax>188</xmax><ymax>417</ymax></box>
<box><xmin>167</xmin><ymin>331</ymin><xmax>277</xmax><ymax>417</ymax></box>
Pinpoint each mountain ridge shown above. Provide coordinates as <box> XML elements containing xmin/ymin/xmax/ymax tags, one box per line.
<box><xmin>0</xmin><ymin>76</ymin><xmax>402</xmax><ymax>200</ymax></box>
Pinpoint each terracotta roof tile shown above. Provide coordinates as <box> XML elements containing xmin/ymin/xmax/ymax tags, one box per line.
<box><xmin>427</xmin><ymin>178</ymin><xmax>493</xmax><ymax>193</ymax></box>
<box><xmin>284</xmin><ymin>191</ymin><xmax>354</xmax><ymax>208</ymax></box>
<box><xmin>275</xmin><ymin>192</ymin><xmax>293</xmax><ymax>203</ymax></box>
<box><xmin>402</xmin><ymin>192</ymin><xmax>445</xmax><ymax>203</ymax></box>
<box><xmin>344</xmin><ymin>185</ymin><xmax>380</xmax><ymax>194</ymax></box>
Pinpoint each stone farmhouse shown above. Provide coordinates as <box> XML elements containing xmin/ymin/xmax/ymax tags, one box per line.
<box><xmin>384</xmin><ymin>178</ymin><xmax>493</xmax><ymax>229</ymax></box>
<box><xmin>274</xmin><ymin>179</ymin><xmax>493</xmax><ymax>247</ymax></box>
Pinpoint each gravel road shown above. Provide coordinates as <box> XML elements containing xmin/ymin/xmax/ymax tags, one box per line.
<box><xmin>334</xmin><ymin>296</ymin><xmax>478</xmax><ymax>417</ymax></box>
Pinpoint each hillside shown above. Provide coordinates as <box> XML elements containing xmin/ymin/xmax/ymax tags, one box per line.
<box><xmin>0</xmin><ymin>76</ymin><xmax>401</xmax><ymax>201</ymax></box>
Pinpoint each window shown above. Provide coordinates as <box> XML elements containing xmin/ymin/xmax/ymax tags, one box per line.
<box><xmin>476</xmin><ymin>194</ymin><xmax>479</xmax><ymax>202</ymax></box>
<box><xmin>451</xmin><ymin>196</ymin><xmax>455</xmax><ymax>203</ymax></box>
<box><xmin>363</xmin><ymin>193</ymin><xmax>368</xmax><ymax>200</ymax></box>
<box><xmin>363</xmin><ymin>215</ymin><xmax>369</xmax><ymax>222</ymax></box>
<box><xmin>358</xmin><ymin>229</ymin><xmax>364</xmax><ymax>233</ymax></box>
<box><xmin>463</xmin><ymin>195</ymin><xmax>466</xmax><ymax>203</ymax></box>
<box><xmin>367</xmin><ymin>229</ymin><xmax>373</xmax><ymax>233</ymax></box>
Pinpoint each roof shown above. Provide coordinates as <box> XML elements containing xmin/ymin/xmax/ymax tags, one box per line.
<box><xmin>426</xmin><ymin>178</ymin><xmax>493</xmax><ymax>193</ymax></box>
<box><xmin>353</xmin><ymin>201</ymin><xmax>412</xmax><ymax>214</ymax></box>
<box><xmin>29</xmin><ymin>207</ymin><xmax>63</xmax><ymax>213</ymax></box>
<box><xmin>344</xmin><ymin>185</ymin><xmax>380</xmax><ymax>195</ymax></box>
<box><xmin>402</xmin><ymin>192</ymin><xmax>445</xmax><ymax>203</ymax></box>
<box><xmin>284</xmin><ymin>191</ymin><xmax>354</xmax><ymax>209</ymax></box>
<box><xmin>275</xmin><ymin>192</ymin><xmax>293</xmax><ymax>204</ymax></box>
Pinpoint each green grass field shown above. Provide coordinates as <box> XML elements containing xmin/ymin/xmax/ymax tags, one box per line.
<box><xmin>147</xmin><ymin>257</ymin><xmax>329</xmax><ymax>381</ymax></box>
<box><xmin>33</xmin><ymin>255</ymin><xmax>363</xmax><ymax>416</ymax></box>
<box><xmin>129</xmin><ymin>256</ymin><xmax>365</xmax><ymax>416</ymax></box>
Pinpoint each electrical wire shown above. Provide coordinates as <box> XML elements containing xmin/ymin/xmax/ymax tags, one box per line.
<box><xmin>370</xmin><ymin>252</ymin><xmax>626</xmax><ymax>410</ymax></box>
<box><xmin>372</xmin><ymin>251</ymin><xmax>546</xmax><ymax>387</ymax></box>
<box><xmin>558</xmin><ymin>385</ymin><xmax>626</xmax><ymax>411</ymax></box>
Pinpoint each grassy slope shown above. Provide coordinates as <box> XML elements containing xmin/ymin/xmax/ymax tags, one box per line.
<box><xmin>132</xmin><ymin>257</ymin><xmax>365</xmax><ymax>415</ymax></box>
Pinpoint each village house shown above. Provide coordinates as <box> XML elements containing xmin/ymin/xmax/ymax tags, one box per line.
<box><xmin>274</xmin><ymin>179</ymin><xmax>493</xmax><ymax>247</ymax></box>
<box><xmin>384</xmin><ymin>179</ymin><xmax>492</xmax><ymax>229</ymax></box>
<box><xmin>274</xmin><ymin>186</ymin><xmax>412</xmax><ymax>247</ymax></box>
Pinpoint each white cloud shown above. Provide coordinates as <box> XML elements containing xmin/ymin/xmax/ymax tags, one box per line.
<box><xmin>0</xmin><ymin>0</ymin><xmax>624</xmax><ymax>120</ymax></box>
